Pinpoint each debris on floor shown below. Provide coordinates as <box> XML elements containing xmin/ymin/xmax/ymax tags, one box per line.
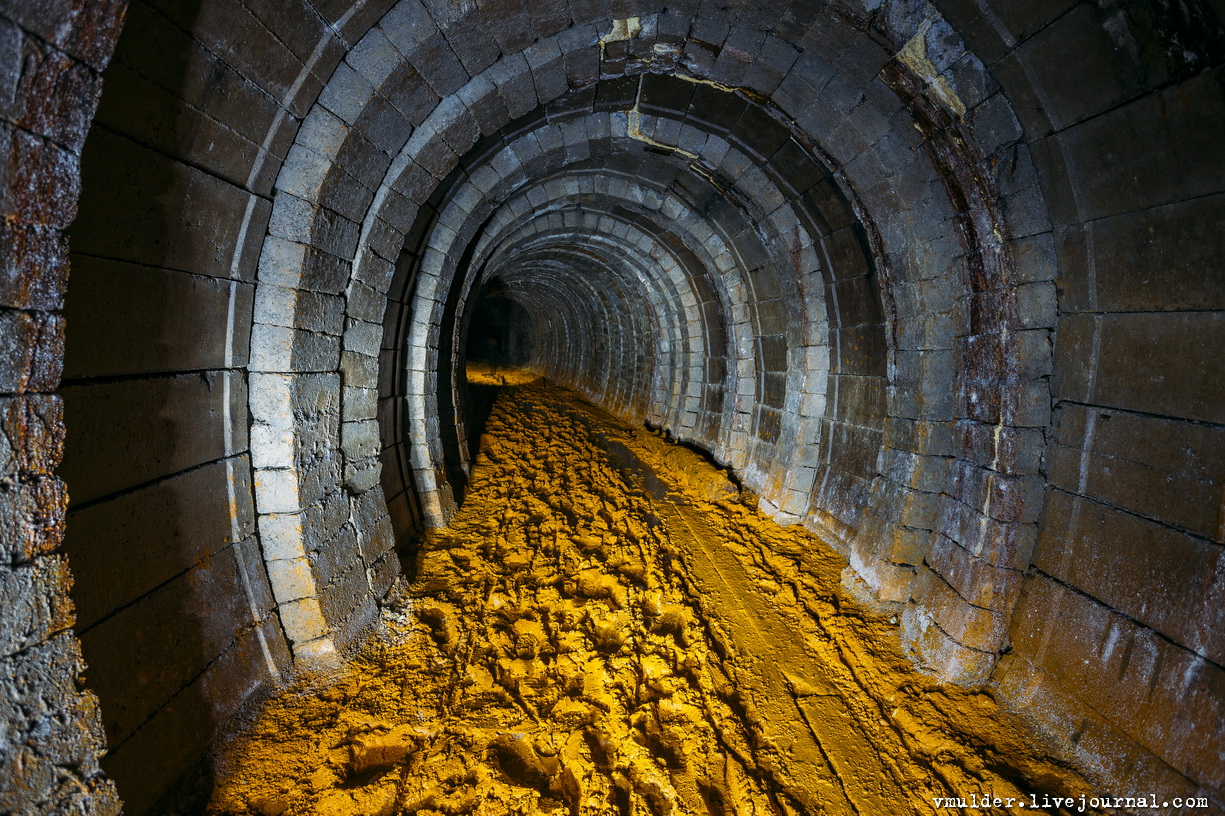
<box><xmin>206</xmin><ymin>376</ymin><xmax>1089</xmax><ymax>816</ymax></box>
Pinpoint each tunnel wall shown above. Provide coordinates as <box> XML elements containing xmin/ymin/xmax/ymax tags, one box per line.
<box><xmin>57</xmin><ymin>0</ymin><xmax>367</xmax><ymax>809</ymax></box>
<box><xmin>0</xmin><ymin>2</ymin><xmax>125</xmax><ymax>813</ymax></box>
<box><xmin>936</xmin><ymin>0</ymin><xmax>1225</xmax><ymax>795</ymax></box>
<box><xmin>0</xmin><ymin>0</ymin><xmax>1220</xmax><ymax>813</ymax></box>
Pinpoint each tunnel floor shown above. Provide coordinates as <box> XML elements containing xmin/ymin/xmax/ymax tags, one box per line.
<box><xmin>205</xmin><ymin>375</ymin><xmax>1090</xmax><ymax>816</ymax></box>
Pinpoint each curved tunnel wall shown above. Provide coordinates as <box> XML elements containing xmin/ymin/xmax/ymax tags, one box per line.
<box><xmin>0</xmin><ymin>0</ymin><xmax>1222</xmax><ymax>813</ymax></box>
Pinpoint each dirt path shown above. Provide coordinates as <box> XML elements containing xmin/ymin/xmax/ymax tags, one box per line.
<box><xmin>206</xmin><ymin>379</ymin><xmax>1089</xmax><ymax>816</ymax></box>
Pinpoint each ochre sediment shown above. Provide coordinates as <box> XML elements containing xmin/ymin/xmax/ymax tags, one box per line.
<box><xmin>207</xmin><ymin>375</ymin><xmax>1088</xmax><ymax>816</ymax></box>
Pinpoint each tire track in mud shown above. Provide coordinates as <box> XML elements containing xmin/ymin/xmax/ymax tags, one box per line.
<box><xmin>206</xmin><ymin>378</ymin><xmax>1090</xmax><ymax>816</ymax></box>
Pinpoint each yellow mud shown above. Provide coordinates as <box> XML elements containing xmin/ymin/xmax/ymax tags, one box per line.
<box><xmin>207</xmin><ymin>379</ymin><xmax>1089</xmax><ymax>816</ymax></box>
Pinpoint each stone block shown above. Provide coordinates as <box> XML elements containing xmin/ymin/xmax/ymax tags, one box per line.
<box><xmin>1034</xmin><ymin>490</ymin><xmax>1224</xmax><ymax>666</ymax></box>
<box><xmin>344</xmin><ymin>456</ymin><xmax>382</xmax><ymax>493</ymax></box>
<box><xmin>341</xmin><ymin>348</ymin><xmax>380</xmax><ymax>388</ymax></box>
<box><xmin>937</xmin><ymin>492</ymin><xmax>1037</xmax><ymax>570</ymax></box>
<box><xmin>377</xmin><ymin>0</ymin><xmax>438</xmax><ymax>55</ymax></box>
<box><xmin>65</xmin><ymin>258</ymin><xmax>256</xmax><ymax>378</ymax></box>
<box><xmin>357</xmin><ymin>252</ymin><xmax>396</xmax><ymax>294</ymax></box>
<box><xmin>303</xmin><ymin>487</ymin><xmax>349</xmax><ymax>549</ymax></box>
<box><xmin>98</xmin><ymin>615</ymin><xmax>287</xmax><ymax>816</ymax></box>
<box><xmin>523</xmin><ymin>0</ymin><xmax>569</xmax><ymax>38</ymax></box>
<box><xmin>926</xmin><ymin>533</ymin><xmax>1023</xmax><ymax>612</ymax></box>
<box><xmin>1008</xmin><ymin>231</ymin><xmax>1056</xmax><ymax>288</ymax></box>
<box><xmin>254</xmin><ymin>284</ymin><xmax>344</xmax><ymax>335</ymax></box>
<box><xmin>253</xmin><ymin>467</ymin><xmax>300</xmax><ymax>515</ymax></box>
<box><xmin>0</xmin><ymin>474</ymin><xmax>65</xmax><ymax>565</ymax></box>
<box><xmin>308</xmin><ymin>520</ymin><xmax>357</xmax><ymax>589</ymax></box>
<box><xmin>257</xmin><ymin>512</ymin><xmax>305</xmax><ymax>561</ymax></box>
<box><xmin>317</xmin><ymin>59</ymin><xmax>376</xmax><ymax>124</ymax></box>
<box><xmin>294</xmin><ymin>105</ymin><xmax>350</xmax><ymax>165</ymax></box>
<box><xmin>379</xmin><ymin>62</ymin><xmax>440</xmax><ymax>129</ymax></box>
<box><xmin>884</xmin><ymin>522</ymin><xmax>933</xmax><ymax>566</ymax></box>
<box><xmin>949</xmin><ymin>459</ymin><xmax>1044</xmax><ymax>524</ymax></box>
<box><xmin>0</xmin><ymin>221</ymin><xmax>67</xmax><ymax>311</ymax></box>
<box><xmin>78</xmin><ymin>542</ymin><xmax>258</xmax><ymax>746</ymax></box>
<box><xmin>476</xmin><ymin>0</ymin><xmax>536</xmax><ymax>52</ymax></box>
<box><xmin>0</xmin><ymin>310</ymin><xmax>62</xmax><ymax>394</ymax></box>
<box><xmin>248</xmin><ymin>419</ymin><xmax>291</xmax><ymax>469</ymax></box>
<box><xmin>296</xmin><ymin>456</ymin><xmax>343</xmax><ymax>512</ymax></box>
<box><xmin>1008</xmin><ymin>573</ymin><xmax>1225</xmax><ymax>792</ymax></box>
<box><xmin>75</xmin><ymin>129</ymin><xmax>251</xmax><ymax>276</ymax></box>
<box><xmin>327</xmin><ymin>586</ymin><xmax>380</xmax><ymax>655</ymax></box>
<box><xmin>909</xmin><ymin>451</ymin><xmax>953</xmax><ymax>493</ymax></box>
<box><xmin>249</xmin><ymin>323</ymin><xmax>342</xmax><ymax>372</ymax></box>
<box><xmin>0</xmin><ymin>0</ymin><xmax>125</xmax><ymax>70</ymax></box>
<box><xmin>308</xmin><ymin>206</ymin><xmax>363</xmax><ymax>261</ymax></box>
<box><xmin>0</xmin><ymin>632</ymin><xmax>119</xmax><ymax>816</ymax></box>
<box><xmin>367</xmin><ymin>548</ymin><xmax>401</xmax><ymax>600</ymax></box>
<box><xmin>844</xmin><ymin>544</ymin><xmax>916</xmax><ymax>604</ymax></box>
<box><xmin>356</xmin><ymin>96</ymin><xmax>416</xmax><ymax>157</ymax></box>
<box><xmin>274</xmin><ymin>141</ymin><xmax>332</xmax><ymax>204</ymax></box>
<box><xmin>900</xmin><ymin>600</ymin><xmax>997</xmax><ymax>686</ymax></box>
<box><xmin>385</xmin><ymin>489</ymin><xmax>421</xmax><ymax>542</ymax></box>
<box><xmin>65</xmin><ymin>455</ymin><xmax>255</xmax><ymax>628</ymax></box>
<box><xmin>409</xmin><ymin>30</ymin><xmax>470</xmax><ymax>99</ymax></box>
<box><xmin>334</xmin><ymin>128</ymin><xmax>391</xmax><ymax>193</ymax></box>
<box><xmin>0</xmin><ymin>124</ymin><xmax>78</xmax><ymax>228</ymax></box>
<box><xmin>340</xmin><ymin>419</ymin><xmax>380</xmax><ymax>460</ymax></box>
<box><xmin>318</xmin><ymin>164</ymin><xmax>376</xmax><ymax>224</ymax></box>
<box><xmin>1009</xmin><ymin>3</ymin><xmax>1171</xmax><ymax>132</ymax></box>
<box><xmin>61</xmin><ymin>371</ymin><xmax>246</xmax><ymax>506</ymax></box>
<box><xmin>347</xmin><ymin>280</ymin><xmax>387</xmax><ymax>324</ymax></box>
<box><xmin>342</xmin><ymin>386</ymin><xmax>378</xmax><ymax>422</ymax></box>
<box><xmin>365</xmin><ymin>216</ymin><xmax>405</xmax><ymax>264</ymax></box>
<box><xmin>278</xmin><ymin>596</ymin><xmax>329</xmax><ymax>645</ymax></box>
<box><xmin>346</xmin><ymin>24</ymin><xmax>401</xmax><ymax>91</ymax></box>
<box><xmin>152</xmin><ymin>0</ymin><xmax>305</xmax><ymax>110</ymax></box>
<box><xmin>316</xmin><ymin>555</ymin><xmax>374</xmax><ymax>633</ymax></box>
<box><xmin>0</xmin><ymin>394</ymin><xmax>63</xmax><ymax>479</ymax></box>
<box><xmin>266</xmin><ymin>556</ymin><xmax>316</xmax><ymax>604</ymax></box>
<box><xmin>343</xmin><ymin>318</ymin><xmax>383</xmax><ymax>357</ymax></box>
<box><xmin>0</xmin><ymin>555</ymin><xmax>74</xmax><ymax>658</ymax></box>
<box><xmin>433</xmin><ymin>2</ymin><xmax>499</xmax><ymax>76</ymax></box>
<box><xmin>896</xmin><ymin>485</ymin><xmax>942</xmax><ymax>530</ymax></box>
<box><xmin>1014</xmin><ymin>281</ymin><xmax>1057</xmax><ymax>330</ymax></box>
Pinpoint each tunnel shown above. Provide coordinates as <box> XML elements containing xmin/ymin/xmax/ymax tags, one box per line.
<box><xmin>0</xmin><ymin>0</ymin><xmax>1222</xmax><ymax>812</ymax></box>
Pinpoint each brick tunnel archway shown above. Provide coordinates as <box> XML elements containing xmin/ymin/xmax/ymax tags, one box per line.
<box><xmin>248</xmin><ymin>0</ymin><xmax>1049</xmax><ymax>690</ymax></box>
<box><xmin>2</xmin><ymin>0</ymin><xmax>1222</xmax><ymax>813</ymax></box>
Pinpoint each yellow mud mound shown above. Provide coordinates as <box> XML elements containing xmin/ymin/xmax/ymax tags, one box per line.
<box><xmin>466</xmin><ymin>362</ymin><xmax>543</xmax><ymax>386</ymax></box>
<box><xmin>207</xmin><ymin>380</ymin><xmax>1089</xmax><ymax>816</ymax></box>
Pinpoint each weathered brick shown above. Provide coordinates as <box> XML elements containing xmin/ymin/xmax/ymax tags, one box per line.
<box><xmin>0</xmin><ymin>633</ymin><xmax>120</xmax><ymax>815</ymax></box>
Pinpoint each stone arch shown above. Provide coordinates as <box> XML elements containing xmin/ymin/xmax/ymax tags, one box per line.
<box><xmin>248</xmin><ymin>0</ymin><xmax>1051</xmax><ymax>688</ymax></box>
